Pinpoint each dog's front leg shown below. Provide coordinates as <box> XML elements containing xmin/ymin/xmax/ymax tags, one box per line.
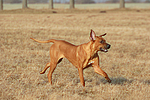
<box><xmin>78</xmin><ymin>67</ymin><xmax>85</xmax><ymax>87</ymax></box>
<box><xmin>91</xmin><ymin>54</ymin><xmax>111</xmax><ymax>83</ymax></box>
<box><xmin>93</xmin><ymin>66</ymin><xmax>111</xmax><ymax>83</ymax></box>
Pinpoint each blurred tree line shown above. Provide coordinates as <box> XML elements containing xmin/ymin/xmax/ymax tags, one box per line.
<box><xmin>4</xmin><ymin>0</ymin><xmax>21</xmax><ymax>3</ymax></box>
<box><xmin>106</xmin><ymin>0</ymin><xmax>150</xmax><ymax>3</ymax></box>
<box><xmin>76</xmin><ymin>0</ymin><xmax>95</xmax><ymax>4</ymax></box>
<box><xmin>4</xmin><ymin>0</ymin><xmax>48</xmax><ymax>3</ymax></box>
<box><xmin>3</xmin><ymin>0</ymin><xmax>150</xmax><ymax>4</ymax></box>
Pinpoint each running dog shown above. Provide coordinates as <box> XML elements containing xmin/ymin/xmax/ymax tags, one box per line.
<box><xmin>30</xmin><ymin>29</ymin><xmax>111</xmax><ymax>86</ymax></box>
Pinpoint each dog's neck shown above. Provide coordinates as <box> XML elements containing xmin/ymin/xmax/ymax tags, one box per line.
<box><xmin>82</xmin><ymin>41</ymin><xmax>98</xmax><ymax>58</ymax></box>
<box><xmin>89</xmin><ymin>41</ymin><xmax>98</xmax><ymax>55</ymax></box>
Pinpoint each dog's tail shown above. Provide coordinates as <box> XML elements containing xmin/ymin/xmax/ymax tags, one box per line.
<box><xmin>30</xmin><ymin>38</ymin><xmax>56</xmax><ymax>43</ymax></box>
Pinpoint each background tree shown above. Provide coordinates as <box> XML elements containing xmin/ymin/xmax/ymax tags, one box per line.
<box><xmin>70</xmin><ymin>0</ymin><xmax>74</xmax><ymax>9</ymax></box>
<box><xmin>22</xmin><ymin>0</ymin><xmax>27</xmax><ymax>8</ymax></box>
<box><xmin>0</xmin><ymin>0</ymin><xmax>3</xmax><ymax>10</ymax></box>
<box><xmin>49</xmin><ymin>0</ymin><xmax>53</xmax><ymax>9</ymax></box>
<box><xmin>120</xmin><ymin>0</ymin><xmax>125</xmax><ymax>8</ymax></box>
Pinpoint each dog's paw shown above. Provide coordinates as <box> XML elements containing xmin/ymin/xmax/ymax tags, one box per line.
<box><xmin>107</xmin><ymin>79</ymin><xmax>111</xmax><ymax>83</ymax></box>
<box><xmin>105</xmin><ymin>77</ymin><xmax>111</xmax><ymax>83</ymax></box>
<box><xmin>40</xmin><ymin>70</ymin><xmax>45</xmax><ymax>74</ymax></box>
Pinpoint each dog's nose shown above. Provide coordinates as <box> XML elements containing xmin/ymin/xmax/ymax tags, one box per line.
<box><xmin>106</xmin><ymin>44</ymin><xmax>111</xmax><ymax>49</ymax></box>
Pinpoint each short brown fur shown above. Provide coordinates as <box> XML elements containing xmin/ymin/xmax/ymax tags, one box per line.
<box><xmin>31</xmin><ymin>29</ymin><xmax>111</xmax><ymax>86</ymax></box>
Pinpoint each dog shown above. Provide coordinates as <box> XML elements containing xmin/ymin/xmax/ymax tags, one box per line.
<box><xmin>30</xmin><ymin>29</ymin><xmax>111</xmax><ymax>86</ymax></box>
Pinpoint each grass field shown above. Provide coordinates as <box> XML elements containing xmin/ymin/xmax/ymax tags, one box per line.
<box><xmin>2</xmin><ymin>3</ymin><xmax>150</xmax><ymax>10</ymax></box>
<box><xmin>0</xmin><ymin>8</ymin><xmax>150</xmax><ymax>100</ymax></box>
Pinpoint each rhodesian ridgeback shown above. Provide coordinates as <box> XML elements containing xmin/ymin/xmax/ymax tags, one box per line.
<box><xmin>31</xmin><ymin>29</ymin><xmax>111</xmax><ymax>86</ymax></box>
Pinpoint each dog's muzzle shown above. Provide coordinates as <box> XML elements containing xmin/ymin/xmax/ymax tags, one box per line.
<box><xmin>100</xmin><ymin>44</ymin><xmax>111</xmax><ymax>52</ymax></box>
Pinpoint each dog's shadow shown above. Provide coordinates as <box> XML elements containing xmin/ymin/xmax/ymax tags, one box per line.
<box><xmin>95</xmin><ymin>77</ymin><xmax>133</xmax><ymax>85</ymax></box>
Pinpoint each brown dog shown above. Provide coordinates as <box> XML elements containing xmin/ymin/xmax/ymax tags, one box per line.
<box><xmin>31</xmin><ymin>29</ymin><xmax>111</xmax><ymax>86</ymax></box>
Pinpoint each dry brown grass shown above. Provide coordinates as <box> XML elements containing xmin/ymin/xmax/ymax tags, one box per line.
<box><xmin>0</xmin><ymin>9</ymin><xmax>150</xmax><ymax>100</ymax></box>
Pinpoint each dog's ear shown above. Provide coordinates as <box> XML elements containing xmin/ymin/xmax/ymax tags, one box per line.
<box><xmin>90</xmin><ymin>29</ymin><xmax>96</xmax><ymax>41</ymax></box>
<box><xmin>100</xmin><ymin>33</ymin><xmax>107</xmax><ymax>37</ymax></box>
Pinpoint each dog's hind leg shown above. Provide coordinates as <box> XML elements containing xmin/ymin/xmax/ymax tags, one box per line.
<box><xmin>40</xmin><ymin>58</ymin><xmax>62</xmax><ymax>74</ymax></box>
<box><xmin>40</xmin><ymin>62</ymin><xmax>51</xmax><ymax>74</ymax></box>
<box><xmin>47</xmin><ymin>61</ymin><xmax>57</xmax><ymax>84</ymax></box>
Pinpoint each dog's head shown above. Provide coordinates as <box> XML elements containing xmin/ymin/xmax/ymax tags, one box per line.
<box><xmin>90</xmin><ymin>29</ymin><xmax>111</xmax><ymax>52</ymax></box>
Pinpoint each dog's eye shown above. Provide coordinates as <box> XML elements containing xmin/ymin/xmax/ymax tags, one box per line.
<box><xmin>100</xmin><ymin>40</ymin><xmax>104</xmax><ymax>44</ymax></box>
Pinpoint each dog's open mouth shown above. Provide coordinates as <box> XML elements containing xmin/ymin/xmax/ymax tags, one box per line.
<box><xmin>100</xmin><ymin>47</ymin><xmax>108</xmax><ymax>52</ymax></box>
